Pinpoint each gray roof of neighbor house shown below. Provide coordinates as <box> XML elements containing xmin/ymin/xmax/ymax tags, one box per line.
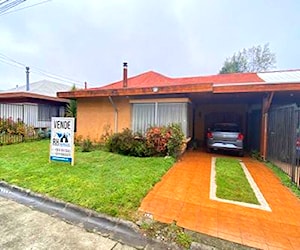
<box><xmin>3</xmin><ymin>80</ymin><xmax>73</xmax><ymax>97</ymax></box>
<box><xmin>0</xmin><ymin>80</ymin><xmax>71</xmax><ymax>103</ymax></box>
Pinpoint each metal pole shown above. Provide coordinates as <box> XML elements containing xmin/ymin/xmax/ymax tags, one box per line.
<box><xmin>26</xmin><ymin>66</ymin><xmax>30</xmax><ymax>91</ymax></box>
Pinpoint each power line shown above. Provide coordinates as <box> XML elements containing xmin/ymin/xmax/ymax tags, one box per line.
<box><xmin>0</xmin><ymin>53</ymin><xmax>97</xmax><ymax>87</ymax></box>
<box><xmin>0</xmin><ymin>0</ymin><xmax>26</xmax><ymax>15</ymax></box>
<box><xmin>0</xmin><ymin>1</ymin><xmax>11</xmax><ymax>7</ymax></box>
<box><xmin>0</xmin><ymin>53</ymin><xmax>25</xmax><ymax>67</ymax></box>
<box><xmin>0</xmin><ymin>0</ymin><xmax>51</xmax><ymax>17</ymax></box>
<box><xmin>0</xmin><ymin>57</ymin><xmax>24</xmax><ymax>69</ymax></box>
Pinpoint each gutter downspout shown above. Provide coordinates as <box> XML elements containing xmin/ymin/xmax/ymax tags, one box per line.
<box><xmin>108</xmin><ymin>96</ymin><xmax>118</xmax><ymax>133</ymax></box>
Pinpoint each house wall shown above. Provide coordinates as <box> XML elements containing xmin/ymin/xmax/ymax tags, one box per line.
<box><xmin>76</xmin><ymin>97</ymin><xmax>131</xmax><ymax>141</ymax></box>
<box><xmin>0</xmin><ymin>103</ymin><xmax>65</xmax><ymax>129</ymax></box>
<box><xmin>76</xmin><ymin>97</ymin><xmax>249</xmax><ymax>144</ymax></box>
<box><xmin>193</xmin><ymin>103</ymin><xmax>248</xmax><ymax>146</ymax></box>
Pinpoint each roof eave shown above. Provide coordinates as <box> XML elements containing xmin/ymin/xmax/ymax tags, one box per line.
<box><xmin>57</xmin><ymin>83</ymin><xmax>213</xmax><ymax>99</ymax></box>
<box><xmin>57</xmin><ymin>81</ymin><xmax>300</xmax><ymax>99</ymax></box>
<box><xmin>0</xmin><ymin>92</ymin><xmax>69</xmax><ymax>103</ymax></box>
<box><xmin>213</xmin><ymin>82</ymin><xmax>300</xmax><ymax>93</ymax></box>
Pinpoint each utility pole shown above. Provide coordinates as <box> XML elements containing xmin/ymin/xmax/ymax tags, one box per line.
<box><xmin>26</xmin><ymin>66</ymin><xmax>30</xmax><ymax>91</ymax></box>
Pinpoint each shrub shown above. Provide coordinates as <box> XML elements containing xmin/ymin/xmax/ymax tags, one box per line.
<box><xmin>0</xmin><ymin>117</ymin><xmax>26</xmax><ymax>136</ymax></box>
<box><xmin>74</xmin><ymin>135</ymin><xmax>83</xmax><ymax>146</ymax></box>
<box><xmin>106</xmin><ymin>128</ymin><xmax>134</xmax><ymax>155</ymax></box>
<box><xmin>145</xmin><ymin>124</ymin><xmax>185</xmax><ymax>158</ymax></box>
<box><xmin>81</xmin><ymin>137</ymin><xmax>93</xmax><ymax>152</ymax></box>
<box><xmin>106</xmin><ymin>124</ymin><xmax>185</xmax><ymax>158</ymax></box>
<box><xmin>166</xmin><ymin>124</ymin><xmax>185</xmax><ymax>158</ymax></box>
<box><xmin>145</xmin><ymin>126</ymin><xmax>170</xmax><ymax>156</ymax></box>
<box><xmin>130</xmin><ymin>136</ymin><xmax>149</xmax><ymax>157</ymax></box>
<box><xmin>106</xmin><ymin>129</ymin><xmax>149</xmax><ymax>156</ymax></box>
<box><xmin>101</xmin><ymin>123</ymin><xmax>113</xmax><ymax>142</ymax></box>
<box><xmin>0</xmin><ymin>117</ymin><xmax>39</xmax><ymax>144</ymax></box>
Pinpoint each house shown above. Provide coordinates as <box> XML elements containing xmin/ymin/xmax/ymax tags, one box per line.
<box><xmin>0</xmin><ymin>80</ymin><xmax>72</xmax><ymax>129</ymax></box>
<box><xmin>57</xmin><ymin>64</ymin><xmax>300</xmax><ymax>159</ymax></box>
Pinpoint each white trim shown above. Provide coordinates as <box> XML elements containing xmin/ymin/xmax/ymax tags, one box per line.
<box><xmin>213</xmin><ymin>81</ymin><xmax>300</xmax><ymax>87</ymax></box>
<box><xmin>129</xmin><ymin>98</ymin><xmax>191</xmax><ymax>104</ymax></box>
<box><xmin>210</xmin><ymin>157</ymin><xmax>271</xmax><ymax>212</ymax></box>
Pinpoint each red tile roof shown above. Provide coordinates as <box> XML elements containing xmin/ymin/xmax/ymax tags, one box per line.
<box><xmin>93</xmin><ymin>71</ymin><xmax>264</xmax><ymax>90</ymax></box>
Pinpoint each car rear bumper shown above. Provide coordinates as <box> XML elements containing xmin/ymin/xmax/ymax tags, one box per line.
<box><xmin>207</xmin><ymin>142</ymin><xmax>243</xmax><ymax>151</ymax></box>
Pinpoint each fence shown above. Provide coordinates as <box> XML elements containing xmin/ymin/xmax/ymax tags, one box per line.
<box><xmin>268</xmin><ymin>104</ymin><xmax>300</xmax><ymax>187</ymax></box>
<box><xmin>0</xmin><ymin>134</ymin><xmax>23</xmax><ymax>145</ymax></box>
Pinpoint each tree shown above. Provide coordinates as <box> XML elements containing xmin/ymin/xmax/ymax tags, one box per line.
<box><xmin>65</xmin><ymin>85</ymin><xmax>77</xmax><ymax>117</ymax></box>
<box><xmin>219</xmin><ymin>43</ymin><xmax>276</xmax><ymax>74</ymax></box>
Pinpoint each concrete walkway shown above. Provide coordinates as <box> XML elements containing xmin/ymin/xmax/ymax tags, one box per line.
<box><xmin>139</xmin><ymin>151</ymin><xmax>300</xmax><ymax>250</ymax></box>
<box><xmin>0</xmin><ymin>196</ymin><xmax>134</xmax><ymax>250</ymax></box>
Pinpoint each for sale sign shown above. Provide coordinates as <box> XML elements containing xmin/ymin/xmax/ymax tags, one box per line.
<box><xmin>50</xmin><ymin>117</ymin><xmax>75</xmax><ymax>165</ymax></box>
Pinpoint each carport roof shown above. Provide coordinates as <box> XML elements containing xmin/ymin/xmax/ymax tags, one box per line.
<box><xmin>57</xmin><ymin>69</ymin><xmax>300</xmax><ymax>99</ymax></box>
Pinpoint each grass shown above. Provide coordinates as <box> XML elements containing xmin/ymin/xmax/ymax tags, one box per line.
<box><xmin>140</xmin><ymin>220</ymin><xmax>192</xmax><ymax>249</ymax></box>
<box><xmin>0</xmin><ymin>140</ymin><xmax>174</xmax><ymax>220</ymax></box>
<box><xmin>265</xmin><ymin>162</ymin><xmax>300</xmax><ymax>198</ymax></box>
<box><xmin>215</xmin><ymin>158</ymin><xmax>259</xmax><ymax>204</ymax></box>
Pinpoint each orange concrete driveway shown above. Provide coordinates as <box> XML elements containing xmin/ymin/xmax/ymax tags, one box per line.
<box><xmin>139</xmin><ymin>151</ymin><xmax>300</xmax><ymax>249</ymax></box>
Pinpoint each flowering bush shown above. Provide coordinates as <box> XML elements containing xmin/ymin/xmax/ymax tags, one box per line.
<box><xmin>145</xmin><ymin>126</ymin><xmax>171</xmax><ymax>156</ymax></box>
<box><xmin>105</xmin><ymin>124</ymin><xmax>185</xmax><ymax>158</ymax></box>
<box><xmin>0</xmin><ymin>117</ymin><xmax>37</xmax><ymax>145</ymax></box>
<box><xmin>146</xmin><ymin>124</ymin><xmax>185</xmax><ymax>157</ymax></box>
<box><xmin>0</xmin><ymin>117</ymin><xmax>26</xmax><ymax>135</ymax></box>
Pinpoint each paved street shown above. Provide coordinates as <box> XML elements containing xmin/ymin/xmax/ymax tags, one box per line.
<box><xmin>0</xmin><ymin>196</ymin><xmax>135</xmax><ymax>250</ymax></box>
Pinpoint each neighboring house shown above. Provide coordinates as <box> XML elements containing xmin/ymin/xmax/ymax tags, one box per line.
<box><xmin>0</xmin><ymin>80</ymin><xmax>71</xmax><ymax>129</ymax></box>
<box><xmin>57</xmin><ymin>65</ymin><xmax>300</xmax><ymax>158</ymax></box>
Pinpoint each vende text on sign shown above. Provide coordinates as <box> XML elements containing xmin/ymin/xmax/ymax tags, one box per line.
<box><xmin>50</xmin><ymin>117</ymin><xmax>75</xmax><ymax>165</ymax></box>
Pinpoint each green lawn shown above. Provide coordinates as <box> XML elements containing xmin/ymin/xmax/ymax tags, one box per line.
<box><xmin>215</xmin><ymin>158</ymin><xmax>259</xmax><ymax>204</ymax></box>
<box><xmin>265</xmin><ymin>162</ymin><xmax>300</xmax><ymax>198</ymax></box>
<box><xmin>0</xmin><ymin>140</ymin><xmax>174</xmax><ymax>220</ymax></box>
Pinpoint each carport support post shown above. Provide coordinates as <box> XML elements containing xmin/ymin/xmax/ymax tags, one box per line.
<box><xmin>260</xmin><ymin>92</ymin><xmax>274</xmax><ymax>160</ymax></box>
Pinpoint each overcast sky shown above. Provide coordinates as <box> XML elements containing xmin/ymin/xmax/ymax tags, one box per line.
<box><xmin>0</xmin><ymin>0</ymin><xmax>299</xmax><ymax>90</ymax></box>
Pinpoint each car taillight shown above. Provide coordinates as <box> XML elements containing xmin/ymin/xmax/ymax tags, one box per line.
<box><xmin>207</xmin><ymin>132</ymin><xmax>213</xmax><ymax>139</ymax></box>
<box><xmin>238</xmin><ymin>133</ymin><xmax>244</xmax><ymax>140</ymax></box>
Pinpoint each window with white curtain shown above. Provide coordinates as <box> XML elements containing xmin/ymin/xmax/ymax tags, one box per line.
<box><xmin>132</xmin><ymin>103</ymin><xmax>155</xmax><ymax>134</ymax></box>
<box><xmin>131</xmin><ymin>100</ymin><xmax>189</xmax><ymax>136</ymax></box>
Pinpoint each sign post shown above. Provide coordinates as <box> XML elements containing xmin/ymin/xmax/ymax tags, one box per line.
<box><xmin>49</xmin><ymin>117</ymin><xmax>75</xmax><ymax>165</ymax></box>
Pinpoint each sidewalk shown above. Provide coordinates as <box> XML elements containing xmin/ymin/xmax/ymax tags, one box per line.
<box><xmin>0</xmin><ymin>196</ymin><xmax>134</xmax><ymax>250</ymax></box>
<box><xmin>139</xmin><ymin>151</ymin><xmax>300</xmax><ymax>249</ymax></box>
<box><xmin>0</xmin><ymin>182</ymin><xmax>173</xmax><ymax>250</ymax></box>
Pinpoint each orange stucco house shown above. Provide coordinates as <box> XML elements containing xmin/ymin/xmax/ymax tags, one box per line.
<box><xmin>58</xmin><ymin>64</ymin><xmax>300</xmax><ymax>159</ymax></box>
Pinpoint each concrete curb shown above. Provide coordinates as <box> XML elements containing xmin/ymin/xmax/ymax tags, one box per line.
<box><xmin>0</xmin><ymin>181</ymin><xmax>175</xmax><ymax>250</ymax></box>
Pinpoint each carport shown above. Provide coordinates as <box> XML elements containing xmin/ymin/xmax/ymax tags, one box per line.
<box><xmin>188</xmin><ymin>92</ymin><xmax>265</xmax><ymax>152</ymax></box>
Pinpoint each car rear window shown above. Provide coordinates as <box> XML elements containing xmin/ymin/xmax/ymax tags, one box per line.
<box><xmin>213</xmin><ymin>124</ymin><xmax>240</xmax><ymax>132</ymax></box>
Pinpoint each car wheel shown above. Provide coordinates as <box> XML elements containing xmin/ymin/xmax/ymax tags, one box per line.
<box><xmin>207</xmin><ymin>147</ymin><xmax>212</xmax><ymax>153</ymax></box>
<box><xmin>238</xmin><ymin>151</ymin><xmax>244</xmax><ymax>157</ymax></box>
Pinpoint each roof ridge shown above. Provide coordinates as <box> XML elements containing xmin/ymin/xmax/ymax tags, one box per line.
<box><xmin>93</xmin><ymin>70</ymin><xmax>172</xmax><ymax>90</ymax></box>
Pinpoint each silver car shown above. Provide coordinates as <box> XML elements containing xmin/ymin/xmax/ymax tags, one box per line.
<box><xmin>206</xmin><ymin>123</ymin><xmax>244</xmax><ymax>156</ymax></box>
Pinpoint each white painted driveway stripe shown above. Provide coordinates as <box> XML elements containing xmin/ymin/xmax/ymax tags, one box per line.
<box><xmin>210</xmin><ymin>157</ymin><xmax>271</xmax><ymax>212</ymax></box>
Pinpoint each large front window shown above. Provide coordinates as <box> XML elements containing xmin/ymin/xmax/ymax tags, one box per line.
<box><xmin>131</xmin><ymin>99</ymin><xmax>189</xmax><ymax>136</ymax></box>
